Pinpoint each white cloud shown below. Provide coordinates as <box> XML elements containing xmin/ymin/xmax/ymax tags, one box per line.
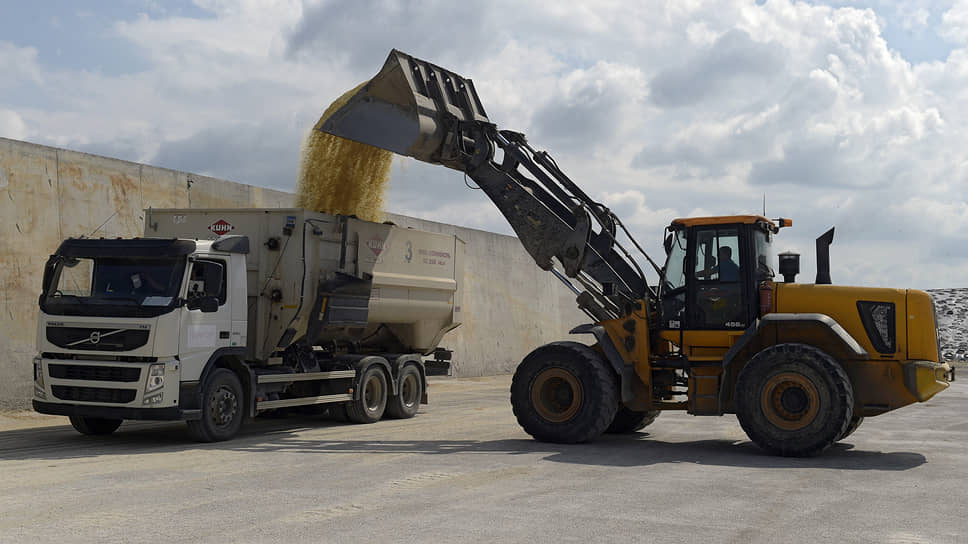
<box><xmin>0</xmin><ymin>110</ymin><xmax>26</xmax><ymax>140</ymax></box>
<box><xmin>2</xmin><ymin>0</ymin><xmax>967</xmax><ymax>289</ymax></box>
<box><xmin>940</xmin><ymin>0</ymin><xmax>968</xmax><ymax>43</ymax></box>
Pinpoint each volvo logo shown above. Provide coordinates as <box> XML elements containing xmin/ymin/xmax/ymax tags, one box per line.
<box><xmin>89</xmin><ymin>331</ymin><xmax>101</xmax><ymax>344</ymax></box>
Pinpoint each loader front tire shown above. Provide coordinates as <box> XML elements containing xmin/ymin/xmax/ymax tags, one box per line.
<box><xmin>606</xmin><ymin>407</ymin><xmax>660</xmax><ymax>434</ymax></box>
<box><xmin>735</xmin><ymin>343</ymin><xmax>853</xmax><ymax>457</ymax></box>
<box><xmin>510</xmin><ymin>342</ymin><xmax>618</xmax><ymax>444</ymax></box>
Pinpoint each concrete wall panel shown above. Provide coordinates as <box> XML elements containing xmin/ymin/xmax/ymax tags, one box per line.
<box><xmin>0</xmin><ymin>137</ymin><xmax>587</xmax><ymax>408</ymax></box>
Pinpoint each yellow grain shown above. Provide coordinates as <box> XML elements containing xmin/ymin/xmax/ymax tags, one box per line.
<box><xmin>295</xmin><ymin>81</ymin><xmax>394</xmax><ymax>222</ymax></box>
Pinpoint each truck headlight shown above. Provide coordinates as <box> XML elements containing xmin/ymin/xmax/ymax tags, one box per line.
<box><xmin>145</xmin><ymin>364</ymin><xmax>165</xmax><ymax>394</ymax></box>
<box><xmin>33</xmin><ymin>356</ymin><xmax>46</xmax><ymax>399</ymax></box>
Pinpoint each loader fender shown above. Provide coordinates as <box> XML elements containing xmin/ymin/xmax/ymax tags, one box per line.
<box><xmin>569</xmin><ymin>324</ymin><xmax>637</xmax><ymax>403</ymax></box>
<box><xmin>720</xmin><ymin>313</ymin><xmax>868</xmax><ymax>410</ymax></box>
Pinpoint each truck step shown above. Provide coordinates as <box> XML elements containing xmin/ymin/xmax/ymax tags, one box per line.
<box><xmin>257</xmin><ymin>393</ymin><xmax>353</xmax><ymax>410</ymax></box>
<box><xmin>256</xmin><ymin>370</ymin><xmax>357</xmax><ymax>384</ymax></box>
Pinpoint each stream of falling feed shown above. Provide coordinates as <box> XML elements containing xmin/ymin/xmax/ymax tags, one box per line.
<box><xmin>295</xmin><ymin>82</ymin><xmax>394</xmax><ymax>222</ymax></box>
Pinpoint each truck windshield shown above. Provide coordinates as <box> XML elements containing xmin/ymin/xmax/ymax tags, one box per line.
<box><xmin>41</xmin><ymin>256</ymin><xmax>186</xmax><ymax>317</ymax></box>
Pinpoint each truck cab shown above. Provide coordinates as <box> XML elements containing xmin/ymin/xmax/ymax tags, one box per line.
<box><xmin>34</xmin><ymin>238</ymin><xmax>246</xmax><ymax>429</ymax></box>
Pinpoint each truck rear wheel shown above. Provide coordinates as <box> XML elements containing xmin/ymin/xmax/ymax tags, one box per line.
<box><xmin>346</xmin><ymin>366</ymin><xmax>388</xmax><ymax>423</ymax></box>
<box><xmin>69</xmin><ymin>416</ymin><xmax>122</xmax><ymax>436</ymax></box>
<box><xmin>606</xmin><ymin>407</ymin><xmax>659</xmax><ymax>434</ymax></box>
<box><xmin>386</xmin><ymin>364</ymin><xmax>422</xmax><ymax>419</ymax></box>
<box><xmin>510</xmin><ymin>342</ymin><xmax>618</xmax><ymax>444</ymax></box>
<box><xmin>187</xmin><ymin>369</ymin><xmax>244</xmax><ymax>442</ymax></box>
<box><xmin>735</xmin><ymin>343</ymin><xmax>853</xmax><ymax>457</ymax></box>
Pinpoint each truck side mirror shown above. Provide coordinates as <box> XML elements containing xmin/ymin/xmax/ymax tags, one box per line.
<box><xmin>664</xmin><ymin>233</ymin><xmax>673</xmax><ymax>255</ymax></box>
<box><xmin>186</xmin><ymin>295</ymin><xmax>219</xmax><ymax>313</ymax></box>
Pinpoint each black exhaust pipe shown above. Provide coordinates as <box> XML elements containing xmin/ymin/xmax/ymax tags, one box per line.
<box><xmin>815</xmin><ymin>227</ymin><xmax>835</xmax><ymax>285</ymax></box>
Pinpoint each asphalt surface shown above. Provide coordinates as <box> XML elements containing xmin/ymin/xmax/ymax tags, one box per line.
<box><xmin>0</xmin><ymin>375</ymin><xmax>964</xmax><ymax>544</ymax></box>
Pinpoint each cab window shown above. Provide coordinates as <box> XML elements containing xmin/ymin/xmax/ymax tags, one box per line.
<box><xmin>188</xmin><ymin>259</ymin><xmax>227</xmax><ymax>305</ymax></box>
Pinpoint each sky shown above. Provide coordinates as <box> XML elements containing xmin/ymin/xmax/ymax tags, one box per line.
<box><xmin>1</xmin><ymin>0</ymin><xmax>966</xmax><ymax>289</ymax></box>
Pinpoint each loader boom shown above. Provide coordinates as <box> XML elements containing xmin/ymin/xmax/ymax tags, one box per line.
<box><xmin>320</xmin><ymin>50</ymin><xmax>652</xmax><ymax>321</ymax></box>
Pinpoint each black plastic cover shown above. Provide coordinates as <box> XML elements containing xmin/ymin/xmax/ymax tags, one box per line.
<box><xmin>212</xmin><ymin>235</ymin><xmax>250</xmax><ymax>254</ymax></box>
<box><xmin>56</xmin><ymin>238</ymin><xmax>196</xmax><ymax>258</ymax></box>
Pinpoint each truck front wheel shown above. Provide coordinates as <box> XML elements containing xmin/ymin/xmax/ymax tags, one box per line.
<box><xmin>69</xmin><ymin>416</ymin><xmax>122</xmax><ymax>435</ymax></box>
<box><xmin>187</xmin><ymin>369</ymin><xmax>244</xmax><ymax>442</ymax></box>
<box><xmin>735</xmin><ymin>343</ymin><xmax>854</xmax><ymax>457</ymax></box>
<box><xmin>510</xmin><ymin>342</ymin><xmax>618</xmax><ymax>444</ymax></box>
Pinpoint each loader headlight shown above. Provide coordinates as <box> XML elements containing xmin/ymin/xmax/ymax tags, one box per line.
<box><xmin>857</xmin><ymin>301</ymin><xmax>896</xmax><ymax>354</ymax></box>
<box><xmin>145</xmin><ymin>363</ymin><xmax>165</xmax><ymax>394</ymax></box>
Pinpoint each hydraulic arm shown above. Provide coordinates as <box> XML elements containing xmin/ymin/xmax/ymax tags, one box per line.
<box><xmin>320</xmin><ymin>50</ymin><xmax>655</xmax><ymax>321</ymax></box>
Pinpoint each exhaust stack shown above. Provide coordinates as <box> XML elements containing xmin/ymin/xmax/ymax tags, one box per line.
<box><xmin>815</xmin><ymin>227</ymin><xmax>835</xmax><ymax>285</ymax></box>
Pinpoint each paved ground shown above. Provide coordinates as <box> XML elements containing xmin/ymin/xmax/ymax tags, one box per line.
<box><xmin>0</xmin><ymin>375</ymin><xmax>964</xmax><ymax>544</ymax></box>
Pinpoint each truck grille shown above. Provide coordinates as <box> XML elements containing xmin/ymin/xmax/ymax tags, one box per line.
<box><xmin>51</xmin><ymin>386</ymin><xmax>137</xmax><ymax>404</ymax></box>
<box><xmin>46</xmin><ymin>327</ymin><xmax>150</xmax><ymax>352</ymax></box>
<box><xmin>48</xmin><ymin>364</ymin><xmax>141</xmax><ymax>383</ymax></box>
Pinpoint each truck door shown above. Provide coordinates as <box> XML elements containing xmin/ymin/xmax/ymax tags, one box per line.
<box><xmin>179</xmin><ymin>259</ymin><xmax>233</xmax><ymax>376</ymax></box>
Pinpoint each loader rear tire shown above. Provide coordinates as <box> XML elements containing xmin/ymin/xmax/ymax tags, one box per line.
<box><xmin>346</xmin><ymin>366</ymin><xmax>388</xmax><ymax>424</ymax></box>
<box><xmin>69</xmin><ymin>416</ymin><xmax>122</xmax><ymax>436</ymax></box>
<box><xmin>510</xmin><ymin>342</ymin><xmax>618</xmax><ymax>444</ymax></box>
<box><xmin>735</xmin><ymin>343</ymin><xmax>853</xmax><ymax>457</ymax></box>
<box><xmin>838</xmin><ymin>416</ymin><xmax>864</xmax><ymax>441</ymax></box>
<box><xmin>606</xmin><ymin>407</ymin><xmax>659</xmax><ymax>434</ymax></box>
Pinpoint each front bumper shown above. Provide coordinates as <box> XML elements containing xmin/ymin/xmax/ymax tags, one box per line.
<box><xmin>902</xmin><ymin>360</ymin><xmax>953</xmax><ymax>402</ymax></box>
<box><xmin>33</xmin><ymin>400</ymin><xmax>199</xmax><ymax>420</ymax></box>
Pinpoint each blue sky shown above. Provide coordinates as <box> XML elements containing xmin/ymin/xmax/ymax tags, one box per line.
<box><xmin>1</xmin><ymin>0</ymin><xmax>967</xmax><ymax>289</ymax></box>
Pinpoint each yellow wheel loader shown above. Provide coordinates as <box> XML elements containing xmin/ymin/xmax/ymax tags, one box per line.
<box><xmin>318</xmin><ymin>50</ymin><xmax>953</xmax><ymax>456</ymax></box>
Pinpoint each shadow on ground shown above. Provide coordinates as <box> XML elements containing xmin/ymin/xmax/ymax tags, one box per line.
<box><xmin>0</xmin><ymin>415</ymin><xmax>925</xmax><ymax>471</ymax></box>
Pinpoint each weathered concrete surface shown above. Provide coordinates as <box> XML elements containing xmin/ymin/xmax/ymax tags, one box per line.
<box><xmin>0</xmin><ymin>137</ymin><xmax>585</xmax><ymax>406</ymax></box>
<box><xmin>0</xmin><ymin>376</ymin><xmax>964</xmax><ymax>543</ymax></box>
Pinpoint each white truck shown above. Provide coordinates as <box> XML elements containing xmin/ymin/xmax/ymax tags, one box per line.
<box><xmin>32</xmin><ymin>208</ymin><xmax>464</xmax><ymax>441</ymax></box>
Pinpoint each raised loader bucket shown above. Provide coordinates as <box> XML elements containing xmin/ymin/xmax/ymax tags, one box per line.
<box><xmin>318</xmin><ymin>49</ymin><xmax>489</xmax><ymax>165</ymax></box>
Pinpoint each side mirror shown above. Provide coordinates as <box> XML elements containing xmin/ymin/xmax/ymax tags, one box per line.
<box><xmin>186</xmin><ymin>295</ymin><xmax>219</xmax><ymax>313</ymax></box>
<box><xmin>664</xmin><ymin>233</ymin><xmax>673</xmax><ymax>255</ymax></box>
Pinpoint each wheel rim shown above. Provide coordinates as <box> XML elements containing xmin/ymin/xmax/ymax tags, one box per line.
<box><xmin>364</xmin><ymin>374</ymin><xmax>384</xmax><ymax>413</ymax></box>
<box><xmin>531</xmin><ymin>367</ymin><xmax>583</xmax><ymax>423</ymax></box>
<box><xmin>760</xmin><ymin>372</ymin><xmax>820</xmax><ymax>430</ymax></box>
<box><xmin>210</xmin><ymin>385</ymin><xmax>238</xmax><ymax>427</ymax></box>
<box><xmin>400</xmin><ymin>372</ymin><xmax>419</xmax><ymax>408</ymax></box>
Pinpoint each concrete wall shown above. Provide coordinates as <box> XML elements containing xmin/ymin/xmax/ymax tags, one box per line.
<box><xmin>0</xmin><ymin>137</ymin><xmax>586</xmax><ymax>408</ymax></box>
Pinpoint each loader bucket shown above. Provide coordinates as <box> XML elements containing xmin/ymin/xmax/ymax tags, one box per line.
<box><xmin>318</xmin><ymin>49</ymin><xmax>490</xmax><ymax>164</ymax></box>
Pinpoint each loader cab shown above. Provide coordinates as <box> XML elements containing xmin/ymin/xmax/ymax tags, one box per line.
<box><xmin>661</xmin><ymin>216</ymin><xmax>779</xmax><ymax>332</ymax></box>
